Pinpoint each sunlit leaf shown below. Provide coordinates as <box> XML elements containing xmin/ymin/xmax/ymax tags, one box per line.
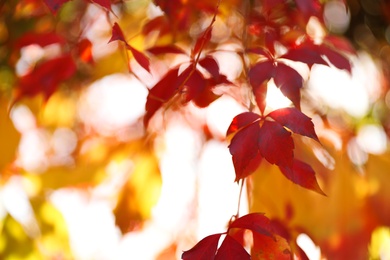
<box><xmin>273</xmin><ymin>63</ymin><xmax>303</xmax><ymax>109</ymax></box>
<box><xmin>229</xmin><ymin>122</ymin><xmax>262</xmax><ymax>181</ymax></box>
<box><xmin>279</xmin><ymin>159</ymin><xmax>326</xmax><ymax>195</ymax></box>
<box><xmin>226</xmin><ymin>112</ymin><xmax>261</xmax><ymax>136</ymax></box>
<box><xmin>229</xmin><ymin>213</ymin><xmax>274</xmax><ymax>238</ymax></box>
<box><xmin>267</xmin><ymin>107</ymin><xmax>319</xmax><ymax>142</ymax></box>
<box><xmin>258</xmin><ymin>121</ymin><xmax>294</xmax><ymax>168</ymax></box>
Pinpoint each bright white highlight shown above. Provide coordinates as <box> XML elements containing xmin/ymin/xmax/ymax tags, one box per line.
<box><xmin>297</xmin><ymin>233</ymin><xmax>321</xmax><ymax>260</ymax></box>
<box><xmin>357</xmin><ymin>124</ymin><xmax>387</xmax><ymax>154</ymax></box>
<box><xmin>78</xmin><ymin>74</ymin><xmax>148</xmax><ymax>137</ymax></box>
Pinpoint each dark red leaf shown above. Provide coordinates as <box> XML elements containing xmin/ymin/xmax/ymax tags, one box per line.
<box><xmin>182</xmin><ymin>233</ymin><xmax>222</xmax><ymax>260</ymax></box>
<box><xmin>142</xmin><ymin>16</ymin><xmax>170</xmax><ymax>37</ymax></box>
<box><xmin>229</xmin><ymin>213</ymin><xmax>274</xmax><ymax>238</ymax></box>
<box><xmin>199</xmin><ymin>55</ymin><xmax>220</xmax><ymax>80</ymax></box>
<box><xmin>258</xmin><ymin>121</ymin><xmax>294</xmax><ymax>168</ymax></box>
<box><xmin>15</xmin><ymin>32</ymin><xmax>65</xmax><ymax>49</ymax></box>
<box><xmin>274</xmin><ymin>63</ymin><xmax>303</xmax><ymax>109</ymax></box>
<box><xmin>215</xmin><ymin>235</ymin><xmax>250</xmax><ymax>260</ymax></box>
<box><xmin>319</xmin><ymin>44</ymin><xmax>352</xmax><ymax>73</ymax></box>
<box><xmin>108</xmin><ymin>22</ymin><xmax>128</xmax><ymax>45</ymax></box>
<box><xmin>226</xmin><ymin>112</ymin><xmax>261</xmax><ymax>136</ymax></box>
<box><xmin>43</xmin><ymin>0</ymin><xmax>70</xmax><ymax>14</ymax></box>
<box><xmin>146</xmin><ymin>45</ymin><xmax>186</xmax><ymax>55</ymax></box>
<box><xmin>89</xmin><ymin>0</ymin><xmax>112</xmax><ymax>11</ymax></box>
<box><xmin>144</xmin><ymin>68</ymin><xmax>180</xmax><ymax>126</ymax></box>
<box><xmin>279</xmin><ymin>159</ymin><xmax>326</xmax><ymax>195</ymax></box>
<box><xmin>281</xmin><ymin>47</ymin><xmax>327</xmax><ymax>68</ymax></box>
<box><xmin>228</xmin><ymin>122</ymin><xmax>262</xmax><ymax>181</ymax></box>
<box><xmin>248</xmin><ymin>60</ymin><xmax>274</xmax><ymax>89</ymax></box>
<box><xmin>254</xmin><ymin>83</ymin><xmax>268</xmax><ymax>115</ymax></box>
<box><xmin>267</xmin><ymin>107</ymin><xmax>319</xmax><ymax>142</ymax></box>
<box><xmin>128</xmin><ymin>45</ymin><xmax>150</xmax><ymax>72</ymax></box>
<box><xmin>15</xmin><ymin>54</ymin><xmax>76</xmax><ymax>101</ymax></box>
<box><xmin>193</xmin><ymin>27</ymin><xmax>212</xmax><ymax>56</ymax></box>
<box><xmin>192</xmin><ymin>82</ymin><xmax>221</xmax><ymax>108</ymax></box>
<box><xmin>181</xmin><ymin>68</ymin><xmax>206</xmax><ymax>103</ymax></box>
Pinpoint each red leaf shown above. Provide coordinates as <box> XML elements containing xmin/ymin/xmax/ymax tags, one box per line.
<box><xmin>43</xmin><ymin>0</ymin><xmax>70</xmax><ymax>14</ymax></box>
<box><xmin>146</xmin><ymin>45</ymin><xmax>186</xmax><ymax>55</ymax></box>
<box><xmin>281</xmin><ymin>47</ymin><xmax>327</xmax><ymax>68</ymax></box>
<box><xmin>128</xmin><ymin>45</ymin><xmax>150</xmax><ymax>72</ymax></box>
<box><xmin>108</xmin><ymin>22</ymin><xmax>128</xmax><ymax>45</ymax></box>
<box><xmin>229</xmin><ymin>213</ymin><xmax>274</xmax><ymax>238</ymax></box>
<box><xmin>15</xmin><ymin>55</ymin><xmax>76</xmax><ymax>101</ymax></box>
<box><xmin>249</xmin><ymin>60</ymin><xmax>274</xmax><ymax>89</ymax></box>
<box><xmin>252</xmin><ymin>232</ymin><xmax>291</xmax><ymax>260</ymax></box>
<box><xmin>181</xmin><ymin>68</ymin><xmax>206</xmax><ymax>103</ymax></box>
<box><xmin>15</xmin><ymin>32</ymin><xmax>65</xmax><ymax>49</ymax></box>
<box><xmin>89</xmin><ymin>0</ymin><xmax>112</xmax><ymax>11</ymax></box>
<box><xmin>144</xmin><ymin>68</ymin><xmax>180</xmax><ymax>126</ymax></box>
<box><xmin>267</xmin><ymin>107</ymin><xmax>320</xmax><ymax>142</ymax></box>
<box><xmin>182</xmin><ymin>233</ymin><xmax>222</xmax><ymax>260</ymax></box>
<box><xmin>77</xmin><ymin>38</ymin><xmax>94</xmax><ymax>63</ymax></box>
<box><xmin>215</xmin><ymin>235</ymin><xmax>250</xmax><ymax>260</ymax></box>
<box><xmin>226</xmin><ymin>112</ymin><xmax>261</xmax><ymax>136</ymax></box>
<box><xmin>193</xmin><ymin>27</ymin><xmax>212</xmax><ymax>56</ymax></box>
<box><xmin>258</xmin><ymin>121</ymin><xmax>294</xmax><ymax>168</ymax></box>
<box><xmin>319</xmin><ymin>44</ymin><xmax>352</xmax><ymax>73</ymax></box>
<box><xmin>254</xmin><ymin>83</ymin><xmax>268</xmax><ymax>115</ymax></box>
<box><xmin>199</xmin><ymin>55</ymin><xmax>220</xmax><ymax>80</ymax></box>
<box><xmin>229</xmin><ymin>122</ymin><xmax>262</xmax><ymax>181</ymax></box>
<box><xmin>192</xmin><ymin>82</ymin><xmax>221</xmax><ymax>108</ymax></box>
<box><xmin>279</xmin><ymin>159</ymin><xmax>326</xmax><ymax>195</ymax></box>
<box><xmin>274</xmin><ymin>63</ymin><xmax>303</xmax><ymax>109</ymax></box>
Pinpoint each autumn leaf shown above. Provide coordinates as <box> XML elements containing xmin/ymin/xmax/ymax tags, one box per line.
<box><xmin>128</xmin><ymin>45</ymin><xmax>151</xmax><ymax>72</ymax></box>
<box><xmin>15</xmin><ymin>32</ymin><xmax>65</xmax><ymax>49</ymax></box>
<box><xmin>181</xmin><ymin>233</ymin><xmax>222</xmax><ymax>260</ymax></box>
<box><xmin>77</xmin><ymin>38</ymin><xmax>94</xmax><ymax>63</ymax></box>
<box><xmin>258</xmin><ymin>120</ymin><xmax>294</xmax><ymax>168</ymax></box>
<box><xmin>14</xmin><ymin>54</ymin><xmax>76</xmax><ymax>102</ymax></box>
<box><xmin>279</xmin><ymin>159</ymin><xmax>326</xmax><ymax>195</ymax></box>
<box><xmin>248</xmin><ymin>60</ymin><xmax>274</xmax><ymax>89</ymax></box>
<box><xmin>229</xmin><ymin>213</ymin><xmax>274</xmax><ymax>238</ymax></box>
<box><xmin>108</xmin><ymin>23</ymin><xmax>150</xmax><ymax>72</ymax></box>
<box><xmin>273</xmin><ymin>62</ymin><xmax>303</xmax><ymax>109</ymax></box>
<box><xmin>144</xmin><ymin>67</ymin><xmax>180</xmax><ymax>126</ymax></box>
<box><xmin>267</xmin><ymin>107</ymin><xmax>320</xmax><ymax>142</ymax></box>
<box><xmin>252</xmin><ymin>232</ymin><xmax>291</xmax><ymax>260</ymax></box>
<box><xmin>108</xmin><ymin>22</ymin><xmax>128</xmax><ymax>45</ymax></box>
<box><xmin>229</xmin><ymin>122</ymin><xmax>263</xmax><ymax>181</ymax></box>
<box><xmin>215</xmin><ymin>235</ymin><xmax>251</xmax><ymax>260</ymax></box>
<box><xmin>226</xmin><ymin>112</ymin><xmax>261</xmax><ymax>136</ymax></box>
<box><xmin>193</xmin><ymin>27</ymin><xmax>213</xmax><ymax>57</ymax></box>
<box><xmin>281</xmin><ymin>45</ymin><xmax>327</xmax><ymax>68</ymax></box>
<box><xmin>146</xmin><ymin>45</ymin><xmax>187</xmax><ymax>55</ymax></box>
<box><xmin>43</xmin><ymin>0</ymin><xmax>70</xmax><ymax>14</ymax></box>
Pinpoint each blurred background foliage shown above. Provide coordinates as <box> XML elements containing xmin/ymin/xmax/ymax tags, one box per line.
<box><xmin>0</xmin><ymin>0</ymin><xmax>390</xmax><ymax>259</ymax></box>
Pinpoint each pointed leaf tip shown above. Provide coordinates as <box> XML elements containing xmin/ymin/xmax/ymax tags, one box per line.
<box><xmin>279</xmin><ymin>159</ymin><xmax>326</xmax><ymax>196</ymax></box>
<box><xmin>182</xmin><ymin>233</ymin><xmax>222</xmax><ymax>260</ymax></box>
<box><xmin>267</xmin><ymin>107</ymin><xmax>320</xmax><ymax>142</ymax></box>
